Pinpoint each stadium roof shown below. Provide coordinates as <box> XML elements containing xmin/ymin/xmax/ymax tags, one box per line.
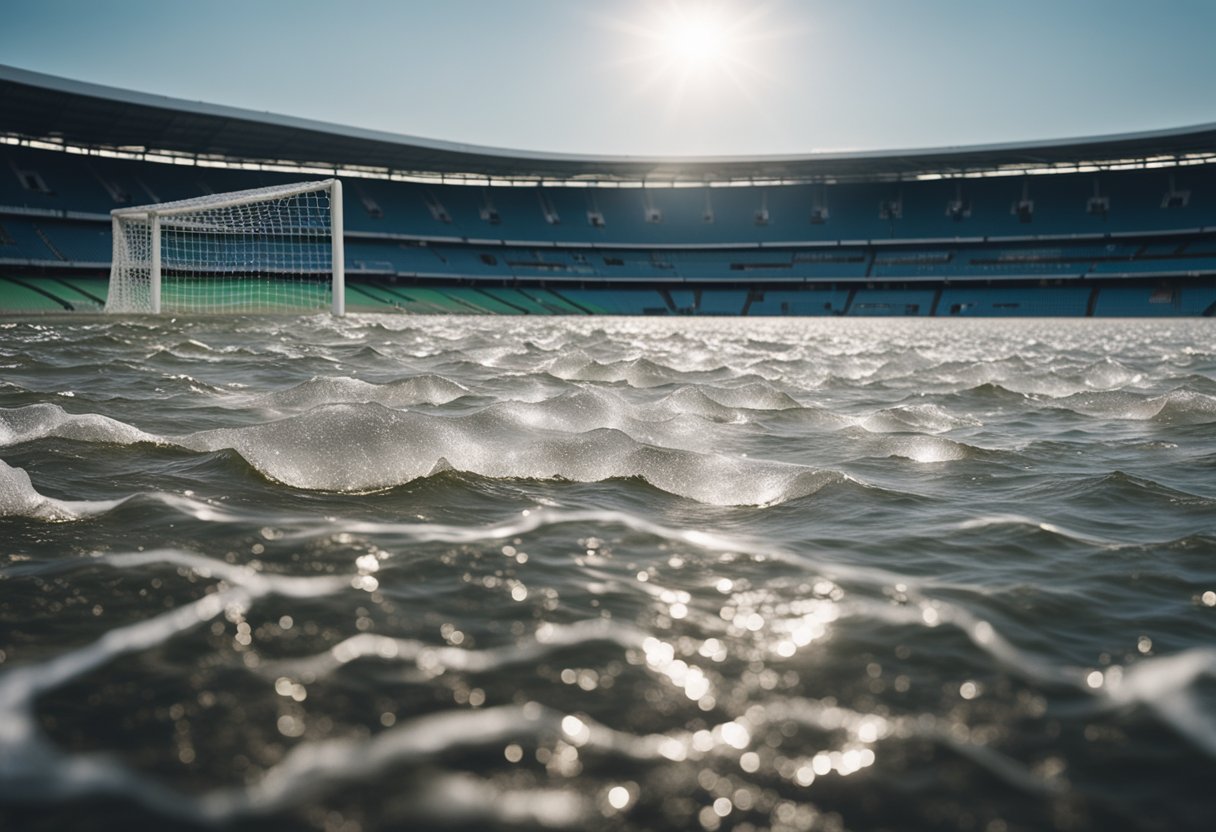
<box><xmin>3</xmin><ymin>63</ymin><xmax>1215</xmax><ymax>183</ymax></box>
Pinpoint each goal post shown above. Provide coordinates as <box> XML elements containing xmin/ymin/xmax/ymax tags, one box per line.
<box><xmin>105</xmin><ymin>179</ymin><xmax>345</xmax><ymax>315</ymax></box>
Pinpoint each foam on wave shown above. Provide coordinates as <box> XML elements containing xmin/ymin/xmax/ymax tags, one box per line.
<box><xmin>182</xmin><ymin>402</ymin><xmax>845</xmax><ymax>504</ymax></box>
<box><xmin>250</xmin><ymin>374</ymin><xmax>468</xmax><ymax>412</ymax></box>
<box><xmin>0</xmin><ymin>459</ymin><xmax>120</xmax><ymax>521</ymax></box>
<box><xmin>0</xmin><ymin>403</ymin><xmax>159</xmax><ymax>448</ymax></box>
<box><xmin>861</xmin><ymin>403</ymin><xmax>980</xmax><ymax>434</ymax></box>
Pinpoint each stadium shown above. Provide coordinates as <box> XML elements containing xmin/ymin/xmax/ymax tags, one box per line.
<box><xmin>4</xmin><ymin>5</ymin><xmax>1216</xmax><ymax>831</ymax></box>
<box><xmin>3</xmin><ymin>62</ymin><xmax>1216</xmax><ymax>317</ymax></box>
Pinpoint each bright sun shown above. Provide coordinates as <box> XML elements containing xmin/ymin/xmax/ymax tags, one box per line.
<box><xmin>661</xmin><ymin>9</ymin><xmax>733</xmax><ymax>68</ymax></box>
<box><xmin>605</xmin><ymin>2</ymin><xmax>763</xmax><ymax>93</ymax></box>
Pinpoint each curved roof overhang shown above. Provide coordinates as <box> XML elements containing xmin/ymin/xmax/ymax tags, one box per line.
<box><xmin>2</xmin><ymin>63</ymin><xmax>1215</xmax><ymax>183</ymax></box>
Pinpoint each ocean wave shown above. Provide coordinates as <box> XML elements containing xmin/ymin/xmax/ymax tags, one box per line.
<box><xmin>852</xmin><ymin>431</ymin><xmax>980</xmax><ymax>462</ymax></box>
<box><xmin>4</xmin><ymin>316</ymin><xmax>1216</xmax><ymax>830</ymax></box>
<box><xmin>1043</xmin><ymin>470</ymin><xmax>1215</xmax><ymax>509</ymax></box>
<box><xmin>1100</xmin><ymin>647</ymin><xmax>1216</xmax><ymax>757</ymax></box>
<box><xmin>0</xmin><ymin>458</ymin><xmax>121</xmax><ymax>521</ymax></box>
<box><xmin>0</xmin><ymin>403</ymin><xmax>160</xmax><ymax>448</ymax></box>
<box><xmin>249</xmin><ymin>374</ymin><xmax>469</xmax><ymax>412</ymax></box>
<box><xmin>546</xmin><ymin>352</ymin><xmax>677</xmax><ymax>387</ymax></box>
<box><xmin>183</xmin><ymin>403</ymin><xmax>847</xmax><ymax>504</ymax></box>
<box><xmin>263</xmin><ymin>619</ymin><xmax>647</xmax><ymax>682</ymax></box>
<box><xmin>0</xmin><ymin>399</ymin><xmax>850</xmax><ymax>505</ymax></box>
<box><xmin>860</xmin><ymin>402</ymin><xmax>981</xmax><ymax>434</ymax></box>
<box><xmin>953</xmin><ymin>513</ymin><xmax>1122</xmax><ymax>547</ymax></box>
<box><xmin>1052</xmin><ymin>389</ymin><xmax>1216</xmax><ymax>423</ymax></box>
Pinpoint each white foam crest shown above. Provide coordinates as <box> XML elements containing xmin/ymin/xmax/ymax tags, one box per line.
<box><xmin>0</xmin><ymin>548</ymin><xmax>350</xmax><ymax>712</ymax></box>
<box><xmin>476</xmin><ymin>387</ymin><xmax>719</xmax><ymax>449</ymax></box>
<box><xmin>675</xmin><ymin>382</ymin><xmax>802</xmax><ymax>412</ymax></box>
<box><xmin>1055</xmin><ymin>390</ymin><xmax>1169</xmax><ymax>420</ymax></box>
<box><xmin>868</xmin><ymin>434</ymin><xmax>974</xmax><ymax>463</ymax></box>
<box><xmin>143</xmin><ymin>492</ymin><xmax>251</xmax><ymax>524</ymax></box>
<box><xmin>954</xmin><ymin>514</ymin><xmax>1120</xmax><ymax>547</ymax></box>
<box><xmin>0</xmin><ymin>550</ymin><xmax>362</xmax><ymax>818</ymax></box>
<box><xmin>546</xmin><ymin>352</ymin><xmax>676</xmax><ymax>388</ymax></box>
<box><xmin>1080</xmin><ymin>357</ymin><xmax>1143</xmax><ymax>390</ymax></box>
<box><xmin>1100</xmin><ymin>647</ymin><xmax>1216</xmax><ymax>757</ymax></box>
<box><xmin>643</xmin><ymin>386</ymin><xmax>741</xmax><ymax>423</ymax></box>
<box><xmin>316</xmin><ymin>507</ymin><xmax>849</xmax><ymax>576</ymax></box>
<box><xmin>1055</xmin><ymin>388</ymin><xmax>1216</xmax><ymax>424</ymax></box>
<box><xmin>860</xmin><ymin>403</ymin><xmax>981</xmax><ymax>435</ymax></box>
<box><xmin>639</xmin><ymin>384</ymin><xmax>833</xmax><ymax>432</ymax></box>
<box><xmin>98</xmin><ymin>549</ymin><xmax>352</xmax><ymax>598</ymax></box>
<box><xmin>0</xmin><ymin>585</ymin><xmax>246</xmax><ymax>712</ymax></box>
<box><xmin>1150</xmin><ymin>389</ymin><xmax>1216</xmax><ymax>424</ymax></box>
<box><xmin>409</xmin><ymin>774</ymin><xmax>588</xmax><ymax>828</ymax></box>
<box><xmin>202</xmin><ymin>706</ymin><xmax>551</xmax><ymax>818</ymax></box>
<box><xmin>0</xmin><ymin>403</ymin><xmax>160</xmax><ymax>448</ymax></box>
<box><xmin>116</xmin><ymin>504</ymin><xmax>787</xmax><ymax>582</ymax></box>
<box><xmin>0</xmin><ymin>472</ymin><xmax>271</xmax><ymax>527</ymax></box>
<box><xmin>178</xmin><ymin>403</ymin><xmax>845</xmax><ymax>505</ymax></box>
<box><xmin>576</xmin><ymin>713</ymin><xmax>696</xmax><ymax>761</ymax></box>
<box><xmin>248</xmin><ymin>374</ymin><xmax>468</xmax><ymax>412</ymax></box>
<box><xmin>273</xmin><ymin>619</ymin><xmax>646</xmax><ymax>681</ymax></box>
<box><xmin>942</xmin><ymin>356</ymin><xmax>1125</xmax><ymax>400</ymax></box>
<box><xmin>764</xmin><ymin>696</ymin><xmax>899</xmax><ymax>741</ymax></box>
<box><xmin>0</xmin><ymin>459</ymin><xmax>122</xmax><ymax>521</ymax></box>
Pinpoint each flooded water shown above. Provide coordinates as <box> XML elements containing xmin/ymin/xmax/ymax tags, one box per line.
<box><xmin>1</xmin><ymin>315</ymin><xmax>1214</xmax><ymax>831</ymax></box>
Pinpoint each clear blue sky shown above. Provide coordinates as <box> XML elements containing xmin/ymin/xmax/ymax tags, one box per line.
<box><xmin>3</xmin><ymin>0</ymin><xmax>1215</xmax><ymax>157</ymax></box>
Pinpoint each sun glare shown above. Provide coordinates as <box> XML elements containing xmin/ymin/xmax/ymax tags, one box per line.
<box><xmin>603</xmin><ymin>1</ymin><xmax>777</xmax><ymax>106</ymax></box>
<box><xmin>661</xmin><ymin>8</ymin><xmax>733</xmax><ymax>69</ymax></box>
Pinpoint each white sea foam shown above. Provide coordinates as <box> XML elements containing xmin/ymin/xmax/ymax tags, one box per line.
<box><xmin>0</xmin><ymin>458</ymin><xmax>121</xmax><ymax>520</ymax></box>
<box><xmin>248</xmin><ymin>374</ymin><xmax>469</xmax><ymax>412</ymax></box>
<box><xmin>0</xmin><ymin>403</ymin><xmax>160</xmax><ymax>448</ymax></box>
<box><xmin>860</xmin><ymin>403</ymin><xmax>981</xmax><ymax>434</ymax></box>
<box><xmin>1100</xmin><ymin>648</ymin><xmax>1216</xmax><ymax>757</ymax></box>
<box><xmin>267</xmin><ymin>619</ymin><xmax>647</xmax><ymax>681</ymax></box>
<box><xmin>0</xmin><ymin>549</ymin><xmax>372</xmax><ymax>819</ymax></box>
<box><xmin>179</xmin><ymin>402</ymin><xmax>846</xmax><ymax>504</ymax></box>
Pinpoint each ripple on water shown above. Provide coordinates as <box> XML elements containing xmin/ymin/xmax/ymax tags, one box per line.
<box><xmin>1</xmin><ymin>316</ymin><xmax>1215</xmax><ymax>832</ymax></box>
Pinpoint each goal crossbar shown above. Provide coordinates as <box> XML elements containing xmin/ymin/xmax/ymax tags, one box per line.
<box><xmin>106</xmin><ymin>178</ymin><xmax>345</xmax><ymax>316</ymax></box>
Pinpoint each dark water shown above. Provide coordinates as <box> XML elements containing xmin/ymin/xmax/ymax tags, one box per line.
<box><xmin>1</xmin><ymin>316</ymin><xmax>1215</xmax><ymax>832</ymax></box>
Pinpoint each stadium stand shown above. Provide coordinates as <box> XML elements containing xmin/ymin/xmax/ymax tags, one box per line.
<box><xmin>1</xmin><ymin>64</ymin><xmax>1215</xmax><ymax>315</ymax></box>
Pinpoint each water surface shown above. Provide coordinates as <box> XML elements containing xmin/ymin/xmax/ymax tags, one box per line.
<box><xmin>1</xmin><ymin>316</ymin><xmax>1214</xmax><ymax>831</ymax></box>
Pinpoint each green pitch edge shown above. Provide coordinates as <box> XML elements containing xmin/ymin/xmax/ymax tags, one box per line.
<box><xmin>378</xmin><ymin>286</ymin><xmax>465</xmax><ymax>314</ymax></box>
<box><xmin>398</xmin><ymin>287</ymin><xmax>490</xmax><ymax>314</ymax></box>
<box><xmin>0</xmin><ymin>276</ymin><xmax>74</xmax><ymax>311</ymax></box>
<box><xmin>0</xmin><ymin>276</ymin><xmax>608</xmax><ymax>315</ymax></box>
<box><xmin>438</xmin><ymin>287</ymin><xmax>519</xmax><ymax>314</ymax></box>
<box><xmin>529</xmin><ymin>289</ymin><xmax>593</xmax><ymax>314</ymax></box>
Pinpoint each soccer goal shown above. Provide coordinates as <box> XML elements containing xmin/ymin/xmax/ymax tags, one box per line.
<box><xmin>105</xmin><ymin>179</ymin><xmax>344</xmax><ymax>315</ymax></box>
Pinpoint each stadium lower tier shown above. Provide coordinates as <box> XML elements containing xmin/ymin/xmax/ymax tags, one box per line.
<box><xmin>5</xmin><ymin>212</ymin><xmax>1216</xmax><ymax>279</ymax></box>
<box><xmin>2</xmin><ymin>274</ymin><xmax>1213</xmax><ymax>316</ymax></box>
<box><xmin>5</xmin><ymin>208</ymin><xmax>1216</xmax><ymax>315</ymax></box>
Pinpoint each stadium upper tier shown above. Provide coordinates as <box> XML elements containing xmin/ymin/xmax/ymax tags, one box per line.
<box><xmin>2</xmin><ymin>143</ymin><xmax>1215</xmax><ymax>250</ymax></box>
<box><xmin>3</xmin><ymin>62</ymin><xmax>1216</xmax><ymax>183</ymax></box>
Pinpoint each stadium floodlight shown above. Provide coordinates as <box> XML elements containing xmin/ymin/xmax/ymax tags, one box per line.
<box><xmin>105</xmin><ymin>179</ymin><xmax>344</xmax><ymax>315</ymax></box>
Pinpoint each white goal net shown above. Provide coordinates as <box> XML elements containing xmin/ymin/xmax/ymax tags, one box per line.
<box><xmin>105</xmin><ymin>179</ymin><xmax>345</xmax><ymax>315</ymax></box>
